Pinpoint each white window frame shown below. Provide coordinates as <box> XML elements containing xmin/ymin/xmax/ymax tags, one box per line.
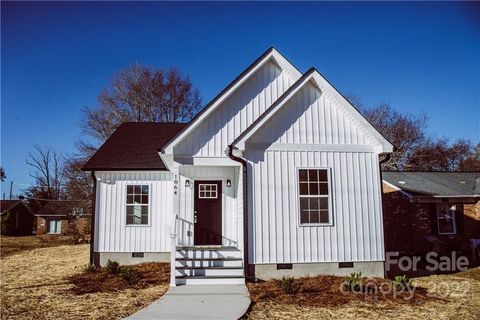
<box><xmin>198</xmin><ymin>184</ymin><xmax>218</xmax><ymax>199</ymax></box>
<box><xmin>297</xmin><ymin>167</ymin><xmax>334</xmax><ymax>227</ymax></box>
<box><xmin>47</xmin><ymin>218</ymin><xmax>62</xmax><ymax>234</ymax></box>
<box><xmin>436</xmin><ymin>203</ymin><xmax>457</xmax><ymax>235</ymax></box>
<box><xmin>125</xmin><ymin>183</ymin><xmax>151</xmax><ymax>226</ymax></box>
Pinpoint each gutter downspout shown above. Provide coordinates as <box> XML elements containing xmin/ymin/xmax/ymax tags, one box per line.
<box><xmin>378</xmin><ymin>152</ymin><xmax>392</xmax><ymax>278</ymax></box>
<box><xmin>90</xmin><ymin>171</ymin><xmax>97</xmax><ymax>266</ymax></box>
<box><xmin>227</xmin><ymin>145</ymin><xmax>254</xmax><ymax>280</ymax></box>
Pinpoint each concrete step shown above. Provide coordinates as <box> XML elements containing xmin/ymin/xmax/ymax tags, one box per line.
<box><xmin>175</xmin><ymin>248</ymin><xmax>242</xmax><ymax>259</ymax></box>
<box><xmin>175</xmin><ymin>275</ymin><xmax>245</xmax><ymax>285</ymax></box>
<box><xmin>176</xmin><ymin>266</ymin><xmax>244</xmax><ymax>277</ymax></box>
<box><xmin>175</xmin><ymin>258</ymin><xmax>243</xmax><ymax>268</ymax></box>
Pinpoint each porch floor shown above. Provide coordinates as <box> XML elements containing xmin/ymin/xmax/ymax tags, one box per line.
<box><xmin>125</xmin><ymin>284</ymin><xmax>250</xmax><ymax>320</ymax></box>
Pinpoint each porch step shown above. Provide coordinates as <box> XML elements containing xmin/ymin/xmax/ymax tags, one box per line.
<box><xmin>176</xmin><ymin>258</ymin><xmax>243</xmax><ymax>268</ymax></box>
<box><xmin>175</xmin><ymin>275</ymin><xmax>245</xmax><ymax>285</ymax></box>
<box><xmin>176</xmin><ymin>266</ymin><xmax>244</xmax><ymax>277</ymax></box>
<box><xmin>174</xmin><ymin>247</ymin><xmax>244</xmax><ymax>285</ymax></box>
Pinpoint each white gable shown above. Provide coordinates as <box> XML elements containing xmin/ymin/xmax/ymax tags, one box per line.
<box><xmin>173</xmin><ymin>59</ymin><xmax>299</xmax><ymax>156</ymax></box>
<box><xmin>247</xmin><ymin>81</ymin><xmax>378</xmax><ymax>146</ymax></box>
<box><xmin>233</xmin><ymin>70</ymin><xmax>393</xmax><ymax>154</ymax></box>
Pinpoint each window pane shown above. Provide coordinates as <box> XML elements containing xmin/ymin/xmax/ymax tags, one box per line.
<box><xmin>127</xmin><ymin>185</ymin><xmax>134</xmax><ymax>194</ymax></box>
<box><xmin>134</xmin><ymin>195</ymin><xmax>142</xmax><ymax>204</ymax></box>
<box><xmin>134</xmin><ymin>185</ymin><xmax>141</xmax><ymax>194</ymax></box>
<box><xmin>319</xmin><ymin>183</ymin><xmax>329</xmax><ymax>195</ymax></box>
<box><xmin>310</xmin><ymin>210</ymin><xmax>320</xmax><ymax>223</ymax></box>
<box><xmin>308</xmin><ymin>169</ymin><xmax>318</xmax><ymax>182</ymax></box>
<box><xmin>438</xmin><ymin>218</ymin><xmax>454</xmax><ymax>234</ymax></box>
<box><xmin>318</xmin><ymin>170</ymin><xmax>328</xmax><ymax>182</ymax></box>
<box><xmin>299</xmin><ymin>183</ymin><xmax>309</xmax><ymax>195</ymax></box>
<box><xmin>320</xmin><ymin>211</ymin><xmax>329</xmax><ymax>223</ymax></box>
<box><xmin>309</xmin><ymin>198</ymin><xmax>319</xmax><ymax>210</ymax></box>
<box><xmin>134</xmin><ymin>205</ymin><xmax>142</xmax><ymax>220</ymax></box>
<box><xmin>127</xmin><ymin>206</ymin><xmax>133</xmax><ymax>216</ymax></box>
<box><xmin>141</xmin><ymin>185</ymin><xmax>149</xmax><ymax>195</ymax></box>
<box><xmin>319</xmin><ymin>198</ymin><xmax>329</xmax><ymax>210</ymax></box>
<box><xmin>141</xmin><ymin>214</ymin><xmax>148</xmax><ymax>224</ymax></box>
<box><xmin>309</xmin><ymin>183</ymin><xmax>319</xmax><ymax>195</ymax></box>
<box><xmin>126</xmin><ymin>214</ymin><xmax>134</xmax><ymax>225</ymax></box>
<box><xmin>299</xmin><ymin>170</ymin><xmax>308</xmax><ymax>182</ymax></box>
<box><xmin>141</xmin><ymin>195</ymin><xmax>148</xmax><ymax>204</ymax></box>
<box><xmin>300</xmin><ymin>211</ymin><xmax>309</xmax><ymax>224</ymax></box>
<box><xmin>141</xmin><ymin>206</ymin><xmax>148</xmax><ymax>216</ymax></box>
<box><xmin>200</xmin><ymin>185</ymin><xmax>205</xmax><ymax>191</ymax></box>
<box><xmin>300</xmin><ymin>198</ymin><xmax>309</xmax><ymax>211</ymax></box>
<box><xmin>127</xmin><ymin>195</ymin><xmax>133</xmax><ymax>204</ymax></box>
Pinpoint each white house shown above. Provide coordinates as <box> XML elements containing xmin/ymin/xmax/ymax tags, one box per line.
<box><xmin>83</xmin><ymin>48</ymin><xmax>394</xmax><ymax>285</ymax></box>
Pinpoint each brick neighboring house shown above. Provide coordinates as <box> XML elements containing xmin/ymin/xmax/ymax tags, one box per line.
<box><xmin>0</xmin><ymin>199</ymin><xmax>34</xmax><ymax>235</ymax></box>
<box><xmin>382</xmin><ymin>171</ymin><xmax>480</xmax><ymax>268</ymax></box>
<box><xmin>35</xmin><ymin>200</ymin><xmax>89</xmax><ymax>236</ymax></box>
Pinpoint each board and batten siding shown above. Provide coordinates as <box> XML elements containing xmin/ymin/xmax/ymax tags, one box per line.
<box><xmin>174</xmin><ymin>60</ymin><xmax>299</xmax><ymax>157</ymax></box>
<box><xmin>243</xmin><ymin>80</ymin><xmax>386</xmax><ymax>264</ymax></box>
<box><xmin>247</xmin><ymin>82</ymin><xmax>379</xmax><ymax>148</ymax></box>
<box><xmin>95</xmin><ymin>171</ymin><xmax>173</xmax><ymax>253</ymax></box>
<box><xmin>247</xmin><ymin>150</ymin><xmax>384</xmax><ymax>264</ymax></box>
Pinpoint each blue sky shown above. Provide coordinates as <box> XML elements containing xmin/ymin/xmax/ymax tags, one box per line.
<box><xmin>1</xmin><ymin>1</ymin><xmax>479</xmax><ymax>196</ymax></box>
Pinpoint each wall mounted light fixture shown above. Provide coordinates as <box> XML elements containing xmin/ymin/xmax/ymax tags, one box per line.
<box><xmin>185</xmin><ymin>179</ymin><xmax>190</xmax><ymax>187</ymax></box>
<box><xmin>226</xmin><ymin>179</ymin><xmax>232</xmax><ymax>187</ymax></box>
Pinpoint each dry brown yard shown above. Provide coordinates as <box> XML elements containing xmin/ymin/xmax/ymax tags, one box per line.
<box><xmin>1</xmin><ymin>237</ymin><xmax>479</xmax><ymax>320</ymax></box>
<box><xmin>0</xmin><ymin>243</ymin><xmax>169</xmax><ymax>320</ymax></box>
<box><xmin>246</xmin><ymin>268</ymin><xmax>480</xmax><ymax>319</ymax></box>
<box><xmin>0</xmin><ymin>235</ymin><xmax>74</xmax><ymax>258</ymax></box>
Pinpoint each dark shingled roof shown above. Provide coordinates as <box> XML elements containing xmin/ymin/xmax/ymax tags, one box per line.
<box><xmin>36</xmin><ymin>200</ymin><xmax>85</xmax><ymax>217</ymax></box>
<box><xmin>82</xmin><ymin>122</ymin><xmax>187</xmax><ymax>171</ymax></box>
<box><xmin>0</xmin><ymin>200</ymin><xmax>23</xmax><ymax>213</ymax></box>
<box><xmin>383</xmin><ymin>171</ymin><xmax>480</xmax><ymax>197</ymax></box>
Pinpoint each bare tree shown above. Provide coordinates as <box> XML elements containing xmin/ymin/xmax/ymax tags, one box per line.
<box><xmin>359</xmin><ymin>103</ymin><xmax>427</xmax><ymax>170</ymax></box>
<box><xmin>0</xmin><ymin>167</ymin><xmax>5</xmax><ymax>182</ymax></box>
<box><xmin>25</xmin><ymin>145</ymin><xmax>64</xmax><ymax>200</ymax></box>
<box><xmin>81</xmin><ymin>65</ymin><xmax>202</xmax><ymax>150</ymax></box>
<box><xmin>407</xmin><ymin>138</ymin><xmax>480</xmax><ymax>171</ymax></box>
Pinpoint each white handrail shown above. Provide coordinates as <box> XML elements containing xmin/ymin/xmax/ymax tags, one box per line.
<box><xmin>170</xmin><ymin>214</ymin><xmax>179</xmax><ymax>286</ymax></box>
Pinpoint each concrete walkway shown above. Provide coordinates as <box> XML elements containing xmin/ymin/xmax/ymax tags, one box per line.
<box><xmin>126</xmin><ymin>285</ymin><xmax>251</xmax><ymax>320</ymax></box>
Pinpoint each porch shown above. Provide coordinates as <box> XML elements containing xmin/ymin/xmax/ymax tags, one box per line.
<box><xmin>169</xmin><ymin>164</ymin><xmax>245</xmax><ymax>285</ymax></box>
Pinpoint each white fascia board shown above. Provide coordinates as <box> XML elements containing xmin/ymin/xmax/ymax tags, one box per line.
<box><xmin>158</xmin><ymin>152</ymin><xmax>175</xmax><ymax>171</ymax></box>
<box><xmin>248</xmin><ymin>142</ymin><xmax>381</xmax><ymax>153</ymax></box>
<box><xmin>162</xmin><ymin>49</ymin><xmax>301</xmax><ymax>154</ymax></box>
<box><xmin>309</xmin><ymin>72</ymin><xmax>394</xmax><ymax>153</ymax></box>
<box><xmin>233</xmin><ymin>71</ymin><xmax>316</xmax><ymax>150</ymax></box>
<box><xmin>173</xmin><ymin>156</ymin><xmax>240</xmax><ymax>166</ymax></box>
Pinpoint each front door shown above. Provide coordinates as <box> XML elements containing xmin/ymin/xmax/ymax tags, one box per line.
<box><xmin>194</xmin><ymin>180</ymin><xmax>222</xmax><ymax>245</ymax></box>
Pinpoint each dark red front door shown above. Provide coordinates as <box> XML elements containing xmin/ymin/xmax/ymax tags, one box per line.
<box><xmin>194</xmin><ymin>180</ymin><xmax>222</xmax><ymax>245</ymax></box>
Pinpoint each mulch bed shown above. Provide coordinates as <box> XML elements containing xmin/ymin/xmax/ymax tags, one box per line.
<box><xmin>247</xmin><ymin>275</ymin><xmax>438</xmax><ymax>308</ymax></box>
<box><xmin>67</xmin><ymin>262</ymin><xmax>170</xmax><ymax>294</ymax></box>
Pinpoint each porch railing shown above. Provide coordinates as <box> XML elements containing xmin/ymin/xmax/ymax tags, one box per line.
<box><xmin>170</xmin><ymin>214</ymin><xmax>179</xmax><ymax>286</ymax></box>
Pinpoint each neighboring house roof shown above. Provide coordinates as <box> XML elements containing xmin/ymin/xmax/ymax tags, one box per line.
<box><xmin>1</xmin><ymin>200</ymin><xmax>23</xmax><ymax>213</ymax></box>
<box><xmin>382</xmin><ymin>171</ymin><xmax>480</xmax><ymax>197</ymax></box>
<box><xmin>160</xmin><ymin>47</ymin><xmax>302</xmax><ymax>154</ymax></box>
<box><xmin>83</xmin><ymin>122</ymin><xmax>187</xmax><ymax>171</ymax></box>
<box><xmin>36</xmin><ymin>200</ymin><xmax>86</xmax><ymax>217</ymax></box>
<box><xmin>231</xmin><ymin>68</ymin><xmax>394</xmax><ymax>153</ymax></box>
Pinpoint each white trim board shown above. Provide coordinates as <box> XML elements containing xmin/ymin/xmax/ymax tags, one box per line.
<box><xmin>161</xmin><ymin>48</ymin><xmax>302</xmax><ymax>154</ymax></box>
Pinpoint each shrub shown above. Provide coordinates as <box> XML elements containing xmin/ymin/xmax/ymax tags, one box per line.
<box><xmin>393</xmin><ymin>275</ymin><xmax>413</xmax><ymax>291</ymax></box>
<box><xmin>106</xmin><ymin>259</ymin><xmax>120</xmax><ymax>274</ymax></box>
<box><xmin>342</xmin><ymin>272</ymin><xmax>363</xmax><ymax>291</ymax></box>
<box><xmin>83</xmin><ymin>263</ymin><xmax>96</xmax><ymax>272</ymax></box>
<box><xmin>120</xmin><ymin>266</ymin><xmax>139</xmax><ymax>283</ymax></box>
<box><xmin>278</xmin><ymin>276</ymin><xmax>299</xmax><ymax>294</ymax></box>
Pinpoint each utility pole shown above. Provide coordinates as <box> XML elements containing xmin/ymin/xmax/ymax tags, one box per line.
<box><xmin>9</xmin><ymin>180</ymin><xmax>13</xmax><ymax>200</ymax></box>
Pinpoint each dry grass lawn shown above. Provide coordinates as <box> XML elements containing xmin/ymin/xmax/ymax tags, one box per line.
<box><xmin>0</xmin><ymin>244</ymin><xmax>170</xmax><ymax>320</ymax></box>
<box><xmin>246</xmin><ymin>268</ymin><xmax>480</xmax><ymax>319</ymax></box>
<box><xmin>0</xmin><ymin>235</ymin><xmax>74</xmax><ymax>258</ymax></box>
